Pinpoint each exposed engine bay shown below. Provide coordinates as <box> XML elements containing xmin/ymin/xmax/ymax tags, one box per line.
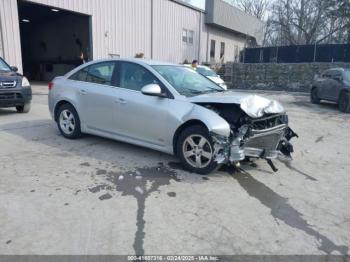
<box><xmin>196</xmin><ymin>102</ymin><xmax>298</xmax><ymax>172</ymax></box>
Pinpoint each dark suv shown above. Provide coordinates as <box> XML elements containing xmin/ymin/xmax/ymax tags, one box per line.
<box><xmin>311</xmin><ymin>68</ymin><xmax>350</xmax><ymax>113</ymax></box>
<box><xmin>0</xmin><ymin>57</ymin><xmax>32</xmax><ymax>113</ymax></box>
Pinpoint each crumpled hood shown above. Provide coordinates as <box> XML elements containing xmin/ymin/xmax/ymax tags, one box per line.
<box><xmin>188</xmin><ymin>91</ymin><xmax>285</xmax><ymax>118</ymax></box>
<box><xmin>0</xmin><ymin>70</ymin><xmax>18</xmax><ymax>79</ymax></box>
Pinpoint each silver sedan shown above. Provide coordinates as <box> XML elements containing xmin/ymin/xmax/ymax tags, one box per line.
<box><xmin>48</xmin><ymin>59</ymin><xmax>297</xmax><ymax>174</ymax></box>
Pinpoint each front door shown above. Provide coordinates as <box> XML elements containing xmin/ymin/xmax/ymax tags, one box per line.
<box><xmin>112</xmin><ymin>62</ymin><xmax>169</xmax><ymax>147</ymax></box>
<box><xmin>319</xmin><ymin>71</ymin><xmax>332</xmax><ymax>100</ymax></box>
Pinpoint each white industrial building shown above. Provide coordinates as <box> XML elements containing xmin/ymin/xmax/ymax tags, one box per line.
<box><xmin>0</xmin><ymin>0</ymin><xmax>263</xmax><ymax>81</ymax></box>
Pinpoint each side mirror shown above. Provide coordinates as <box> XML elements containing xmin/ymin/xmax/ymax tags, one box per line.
<box><xmin>141</xmin><ymin>84</ymin><xmax>165</xmax><ymax>97</ymax></box>
<box><xmin>11</xmin><ymin>66</ymin><xmax>18</xmax><ymax>72</ymax></box>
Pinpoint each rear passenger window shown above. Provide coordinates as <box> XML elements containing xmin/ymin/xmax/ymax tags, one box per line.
<box><xmin>70</xmin><ymin>67</ymin><xmax>88</xmax><ymax>81</ymax></box>
<box><xmin>86</xmin><ymin>62</ymin><xmax>116</xmax><ymax>85</ymax></box>
<box><xmin>69</xmin><ymin>62</ymin><xmax>116</xmax><ymax>85</ymax></box>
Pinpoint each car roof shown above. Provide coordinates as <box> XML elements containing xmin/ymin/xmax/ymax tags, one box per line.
<box><xmin>183</xmin><ymin>64</ymin><xmax>211</xmax><ymax>69</ymax></box>
<box><xmin>326</xmin><ymin>68</ymin><xmax>345</xmax><ymax>72</ymax></box>
<box><xmin>88</xmin><ymin>58</ymin><xmax>178</xmax><ymax>67</ymax></box>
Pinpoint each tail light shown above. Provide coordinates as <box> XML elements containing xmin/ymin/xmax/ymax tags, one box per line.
<box><xmin>48</xmin><ymin>82</ymin><xmax>54</xmax><ymax>90</ymax></box>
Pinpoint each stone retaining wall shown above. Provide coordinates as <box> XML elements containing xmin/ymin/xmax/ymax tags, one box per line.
<box><xmin>223</xmin><ymin>62</ymin><xmax>350</xmax><ymax>92</ymax></box>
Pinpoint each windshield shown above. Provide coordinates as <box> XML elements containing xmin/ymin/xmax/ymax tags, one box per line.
<box><xmin>0</xmin><ymin>58</ymin><xmax>11</xmax><ymax>72</ymax></box>
<box><xmin>152</xmin><ymin>65</ymin><xmax>224</xmax><ymax>97</ymax></box>
<box><xmin>196</xmin><ymin>67</ymin><xmax>218</xmax><ymax>77</ymax></box>
<box><xmin>344</xmin><ymin>70</ymin><xmax>350</xmax><ymax>82</ymax></box>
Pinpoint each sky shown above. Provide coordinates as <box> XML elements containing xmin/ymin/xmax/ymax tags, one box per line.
<box><xmin>181</xmin><ymin>0</ymin><xmax>205</xmax><ymax>10</ymax></box>
<box><xmin>181</xmin><ymin>0</ymin><xmax>235</xmax><ymax>11</ymax></box>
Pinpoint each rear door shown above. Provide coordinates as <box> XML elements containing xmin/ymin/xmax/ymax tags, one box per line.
<box><xmin>71</xmin><ymin>61</ymin><xmax>118</xmax><ymax>132</ymax></box>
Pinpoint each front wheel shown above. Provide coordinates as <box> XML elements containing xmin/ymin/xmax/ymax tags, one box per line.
<box><xmin>176</xmin><ymin>125</ymin><xmax>218</xmax><ymax>175</ymax></box>
<box><xmin>338</xmin><ymin>92</ymin><xmax>350</xmax><ymax>113</ymax></box>
<box><xmin>16</xmin><ymin>102</ymin><xmax>31</xmax><ymax>113</ymax></box>
<box><xmin>57</xmin><ymin>103</ymin><xmax>82</xmax><ymax>139</ymax></box>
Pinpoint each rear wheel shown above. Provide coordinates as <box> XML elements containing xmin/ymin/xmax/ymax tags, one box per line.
<box><xmin>310</xmin><ymin>88</ymin><xmax>320</xmax><ymax>104</ymax></box>
<box><xmin>57</xmin><ymin>103</ymin><xmax>82</xmax><ymax>139</ymax></box>
<box><xmin>176</xmin><ymin>125</ymin><xmax>217</xmax><ymax>175</ymax></box>
<box><xmin>16</xmin><ymin>102</ymin><xmax>31</xmax><ymax>113</ymax></box>
<box><xmin>338</xmin><ymin>92</ymin><xmax>350</xmax><ymax>113</ymax></box>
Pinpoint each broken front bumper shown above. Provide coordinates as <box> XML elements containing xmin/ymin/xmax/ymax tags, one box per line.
<box><xmin>244</xmin><ymin>124</ymin><xmax>287</xmax><ymax>159</ymax></box>
<box><xmin>212</xmin><ymin>124</ymin><xmax>296</xmax><ymax>165</ymax></box>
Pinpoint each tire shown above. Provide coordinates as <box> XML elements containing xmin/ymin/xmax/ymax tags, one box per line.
<box><xmin>310</xmin><ymin>88</ymin><xmax>320</xmax><ymax>104</ymax></box>
<box><xmin>16</xmin><ymin>102</ymin><xmax>31</xmax><ymax>113</ymax></box>
<box><xmin>176</xmin><ymin>125</ymin><xmax>218</xmax><ymax>175</ymax></box>
<box><xmin>338</xmin><ymin>92</ymin><xmax>350</xmax><ymax>113</ymax></box>
<box><xmin>57</xmin><ymin>103</ymin><xmax>82</xmax><ymax>139</ymax></box>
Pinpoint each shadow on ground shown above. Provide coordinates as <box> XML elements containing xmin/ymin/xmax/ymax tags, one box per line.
<box><xmin>226</xmin><ymin>166</ymin><xmax>349</xmax><ymax>255</ymax></box>
<box><xmin>0</xmin><ymin>108</ymin><xmax>18</xmax><ymax>115</ymax></box>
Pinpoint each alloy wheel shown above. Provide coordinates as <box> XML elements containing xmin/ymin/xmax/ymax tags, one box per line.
<box><xmin>182</xmin><ymin>135</ymin><xmax>213</xmax><ymax>168</ymax></box>
<box><xmin>59</xmin><ymin>109</ymin><xmax>76</xmax><ymax>135</ymax></box>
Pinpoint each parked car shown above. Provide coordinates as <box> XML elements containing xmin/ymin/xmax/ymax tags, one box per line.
<box><xmin>311</xmin><ymin>68</ymin><xmax>350</xmax><ymax>113</ymax></box>
<box><xmin>48</xmin><ymin>59</ymin><xmax>296</xmax><ymax>174</ymax></box>
<box><xmin>0</xmin><ymin>57</ymin><xmax>32</xmax><ymax>113</ymax></box>
<box><xmin>184</xmin><ymin>64</ymin><xmax>227</xmax><ymax>90</ymax></box>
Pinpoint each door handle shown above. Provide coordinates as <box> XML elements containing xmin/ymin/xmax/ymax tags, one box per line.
<box><xmin>116</xmin><ymin>98</ymin><xmax>127</xmax><ymax>104</ymax></box>
<box><xmin>79</xmin><ymin>89</ymin><xmax>88</xmax><ymax>95</ymax></box>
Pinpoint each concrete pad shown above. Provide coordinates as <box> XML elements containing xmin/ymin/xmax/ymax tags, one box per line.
<box><xmin>0</xmin><ymin>87</ymin><xmax>349</xmax><ymax>255</ymax></box>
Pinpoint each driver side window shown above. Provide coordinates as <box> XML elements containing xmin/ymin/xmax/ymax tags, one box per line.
<box><xmin>331</xmin><ymin>71</ymin><xmax>342</xmax><ymax>80</ymax></box>
<box><xmin>120</xmin><ymin>62</ymin><xmax>160</xmax><ymax>91</ymax></box>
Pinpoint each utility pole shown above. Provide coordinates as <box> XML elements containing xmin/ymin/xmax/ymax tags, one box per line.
<box><xmin>313</xmin><ymin>41</ymin><xmax>317</xmax><ymax>62</ymax></box>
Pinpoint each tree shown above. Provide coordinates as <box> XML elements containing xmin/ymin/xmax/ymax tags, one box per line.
<box><xmin>228</xmin><ymin>0</ymin><xmax>270</xmax><ymax>20</ymax></box>
<box><xmin>229</xmin><ymin>0</ymin><xmax>350</xmax><ymax>46</ymax></box>
<box><xmin>324</xmin><ymin>0</ymin><xmax>350</xmax><ymax>43</ymax></box>
<box><xmin>268</xmin><ymin>0</ymin><xmax>350</xmax><ymax>45</ymax></box>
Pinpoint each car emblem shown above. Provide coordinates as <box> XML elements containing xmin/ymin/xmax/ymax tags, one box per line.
<box><xmin>0</xmin><ymin>81</ymin><xmax>16</xmax><ymax>88</ymax></box>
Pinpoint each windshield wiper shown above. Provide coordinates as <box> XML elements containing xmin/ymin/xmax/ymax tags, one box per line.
<box><xmin>185</xmin><ymin>87</ymin><xmax>224</xmax><ymax>96</ymax></box>
<box><xmin>199</xmin><ymin>88</ymin><xmax>224</xmax><ymax>94</ymax></box>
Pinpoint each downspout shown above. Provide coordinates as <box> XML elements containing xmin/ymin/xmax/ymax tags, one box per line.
<box><xmin>150</xmin><ymin>0</ymin><xmax>154</xmax><ymax>59</ymax></box>
<box><xmin>206</xmin><ymin>26</ymin><xmax>209</xmax><ymax>63</ymax></box>
<box><xmin>198</xmin><ymin>12</ymin><xmax>202</xmax><ymax>62</ymax></box>
<box><xmin>0</xmin><ymin>14</ymin><xmax>5</xmax><ymax>59</ymax></box>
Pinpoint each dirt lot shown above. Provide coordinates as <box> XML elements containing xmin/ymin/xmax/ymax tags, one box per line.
<box><xmin>0</xmin><ymin>85</ymin><xmax>349</xmax><ymax>255</ymax></box>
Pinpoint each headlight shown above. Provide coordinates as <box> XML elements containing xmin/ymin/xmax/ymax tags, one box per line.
<box><xmin>21</xmin><ymin>77</ymin><xmax>30</xmax><ymax>88</ymax></box>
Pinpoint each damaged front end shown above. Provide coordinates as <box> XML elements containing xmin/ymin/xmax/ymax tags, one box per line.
<box><xmin>211</xmin><ymin>113</ymin><xmax>298</xmax><ymax>172</ymax></box>
<box><xmin>199</xmin><ymin>100</ymin><xmax>298</xmax><ymax>172</ymax></box>
<box><xmin>193</xmin><ymin>93</ymin><xmax>298</xmax><ymax>172</ymax></box>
